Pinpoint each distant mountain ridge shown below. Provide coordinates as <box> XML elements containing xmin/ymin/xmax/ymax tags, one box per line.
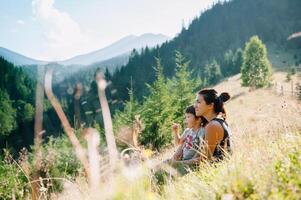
<box><xmin>0</xmin><ymin>47</ymin><xmax>47</xmax><ymax>66</ymax></box>
<box><xmin>0</xmin><ymin>33</ymin><xmax>169</xmax><ymax>66</ymax></box>
<box><xmin>60</xmin><ymin>33</ymin><xmax>169</xmax><ymax>65</ymax></box>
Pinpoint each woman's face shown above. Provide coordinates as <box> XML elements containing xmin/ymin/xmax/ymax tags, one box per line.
<box><xmin>194</xmin><ymin>94</ymin><xmax>211</xmax><ymax>117</ymax></box>
<box><xmin>185</xmin><ymin>113</ymin><xmax>198</xmax><ymax>128</ymax></box>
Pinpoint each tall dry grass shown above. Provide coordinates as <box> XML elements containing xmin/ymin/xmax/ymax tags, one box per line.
<box><xmin>3</xmin><ymin>72</ymin><xmax>299</xmax><ymax>199</ymax></box>
<box><xmin>53</xmin><ymin>72</ymin><xmax>301</xmax><ymax>199</ymax></box>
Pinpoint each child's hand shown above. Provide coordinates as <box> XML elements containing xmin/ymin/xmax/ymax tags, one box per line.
<box><xmin>172</xmin><ymin>123</ymin><xmax>180</xmax><ymax>133</ymax></box>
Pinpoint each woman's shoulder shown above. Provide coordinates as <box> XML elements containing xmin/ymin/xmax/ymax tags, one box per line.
<box><xmin>206</xmin><ymin>120</ymin><xmax>223</xmax><ymax>128</ymax></box>
<box><xmin>205</xmin><ymin>120</ymin><xmax>224</xmax><ymax>135</ymax></box>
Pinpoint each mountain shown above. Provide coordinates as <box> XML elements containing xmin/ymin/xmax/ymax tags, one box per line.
<box><xmin>60</xmin><ymin>33</ymin><xmax>169</xmax><ymax>65</ymax></box>
<box><xmin>0</xmin><ymin>47</ymin><xmax>46</xmax><ymax>66</ymax></box>
<box><xmin>108</xmin><ymin>0</ymin><xmax>301</xmax><ymax>103</ymax></box>
<box><xmin>0</xmin><ymin>33</ymin><xmax>169</xmax><ymax>67</ymax></box>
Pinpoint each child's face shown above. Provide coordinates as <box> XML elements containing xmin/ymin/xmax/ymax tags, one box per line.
<box><xmin>185</xmin><ymin>113</ymin><xmax>199</xmax><ymax>128</ymax></box>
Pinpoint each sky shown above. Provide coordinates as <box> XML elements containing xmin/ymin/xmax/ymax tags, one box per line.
<box><xmin>0</xmin><ymin>0</ymin><xmax>217</xmax><ymax>61</ymax></box>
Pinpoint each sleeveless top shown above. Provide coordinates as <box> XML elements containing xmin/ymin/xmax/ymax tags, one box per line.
<box><xmin>181</xmin><ymin>128</ymin><xmax>205</xmax><ymax>160</ymax></box>
<box><xmin>210</xmin><ymin>118</ymin><xmax>232</xmax><ymax>161</ymax></box>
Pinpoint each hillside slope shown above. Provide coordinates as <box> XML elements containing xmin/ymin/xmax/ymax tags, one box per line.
<box><xmin>56</xmin><ymin>71</ymin><xmax>301</xmax><ymax>199</ymax></box>
<box><xmin>214</xmin><ymin>71</ymin><xmax>301</xmax><ymax>137</ymax></box>
<box><xmin>109</xmin><ymin>0</ymin><xmax>301</xmax><ymax>103</ymax></box>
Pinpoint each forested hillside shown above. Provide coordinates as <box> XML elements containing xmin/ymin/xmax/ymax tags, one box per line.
<box><xmin>109</xmin><ymin>0</ymin><xmax>301</xmax><ymax>102</ymax></box>
<box><xmin>0</xmin><ymin>57</ymin><xmax>36</xmax><ymax>153</ymax></box>
<box><xmin>51</xmin><ymin>0</ymin><xmax>301</xmax><ymax>125</ymax></box>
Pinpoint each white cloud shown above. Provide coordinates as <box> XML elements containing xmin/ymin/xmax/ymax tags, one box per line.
<box><xmin>32</xmin><ymin>0</ymin><xmax>91</xmax><ymax>60</ymax></box>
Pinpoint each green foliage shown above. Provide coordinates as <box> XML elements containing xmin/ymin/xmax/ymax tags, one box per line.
<box><xmin>114</xmin><ymin>82</ymin><xmax>140</xmax><ymax>130</ymax></box>
<box><xmin>23</xmin><ymin>104</ymin><xmax>35</xmax><ymax>122</ymax></box>
<box><xmin>222</xmin><ymin>48</ymin><xmax>244</xmax><ymax>77</ymax></box>
<box><xmin>140</xmin><ymin>58</ymin><xmax>174</xmax><ymax>150</ymax></box>
<box><xmin>0</xmin><ymin>89</ymin><xmax>17</xmax><ymax>136</ymax></box>
<box><xmin>0</xmin><ymin>134</ymin><xmax>83</xmax><ymax>199</ymax></box>
<box><xmin>203</xmin><ymin>59</ymin><xmax>223</xmax><ymax>86</ymax></box>
<box><xmin>270</xmin><ymin>149</ymin><xmax>301</xmax><ymax>199</ymax></box>
<box><xmin>0</xmin><ymin>150</ymin><xmax>29</xmax><ymax>199</ymax></box>
<box><xmin>241</xmin><ymin>36</ymin><xmax>272</xmax><ymax>88</ymax></box>
<box><xmin>31</xmin><ymin>135</ymin><xmax>82</xmax><ymax>192</ymax></box>
<box><xmin>169</xmin><ymin>51</ymin><xmax>202</xmax><ymax>127</ymax></box>
<box><xmin>112</xmin><ymin>52</ymin><xmax>201</xmax><ymax>150</ymax></box>
<box><xmin>0</xmin><ymin>57</ymin><xmax>35</xmax><ymax>151</ymax></box>
<box><xmin>16</xmin><ymin>100</ymin><xmax>35</xmax><ymax>123</ymax></box>
<box><xmin>221</xmin><ymin>176</ymin><xmax>259</xmax><ymax>200</ymax></box>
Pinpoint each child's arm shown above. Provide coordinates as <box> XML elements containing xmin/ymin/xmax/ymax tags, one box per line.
<box><xmin>172</xmin><ymin>123</ymin><xmax>181</xmax><ymax>145</ymax></box>
<box><xmin>172</xmin><ymin>123</ymin><xmax>187</xmax><ymax>146</ymax></box>
<box><xmin>172</xmin><ymin>143</ymin><xmax>184</xmax><ymax>160</ymax></box>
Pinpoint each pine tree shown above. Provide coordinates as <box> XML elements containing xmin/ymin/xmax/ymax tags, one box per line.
<box><xmin>16</xmin><ymin>100</ymin><xmax>35</xmax><ymax>122</ymax></box>
<box><xmin>170</xmin><ymin>51</ymin><xmax>202</xmax><ymax>127</ymax></box>
<box><xmin>0</xmin><ymin>89</ymin><xmax>17</xmax><ymax>136</ymax></box>
<box><xmin>233</xmin><ymin>48</ymin><xmax>244</xmax><ymax>74</ymax></box>
<box><xmin>140</xmin><ymin>58</ymin><xmax>174</xmax><ymax>150</ymax></box>
<box><xmin>113</xmin><ymin>79</ymin><xmax>140</xmax><ymax>129</ymax></box>
<box><xmin>241</xmin><ymin>36</ymin><xmax>272</xmax><ymax>88</ymax></box>
<box><xmin>203</xmin><ymin>59</ymin><xmax>223</xmax><ymax>86</ymax></box>
<box><xmin>222</xmin><ymin>48</ymin><xmax>243</xmax><ymax>76</ymax></box>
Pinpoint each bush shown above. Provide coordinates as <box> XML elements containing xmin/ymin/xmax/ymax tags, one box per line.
<box><xmin>0</xmin><ymin>150</ymin><xmax>29</xmax><ymax>199</ymax></box>
<box><xmin>34</xmin><ymin>135</ymin><xmax>82</xmax><ymax>192</ymax></box>
<box><xmin>270</xmin><ymin>149</ymin><xmax>301</xmax><ymax>199</ymax></box>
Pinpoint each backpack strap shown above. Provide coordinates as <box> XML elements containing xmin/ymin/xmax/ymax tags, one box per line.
<box><xmin>212</xmin><ymin>118</ymin><xmax>229</xmax><ymax>140</ymax></box>
<box><xmin>211</xmin><ymin>118</ymin><xmax>232</xmax><ymax>159</ymax></box>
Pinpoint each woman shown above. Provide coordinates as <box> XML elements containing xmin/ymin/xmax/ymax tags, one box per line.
<box><xmin>194</xmin><ymin>88</ymin><xmax>232</xmax><ymax>161</ymax></box>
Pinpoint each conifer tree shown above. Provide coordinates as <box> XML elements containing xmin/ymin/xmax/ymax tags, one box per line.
<box><xmin>170</xmin><ymin>51</ymin><xmax>202</xmax><ymax>127</ymax></box>
<box><xmin>203</xmin><ymin>59</ymin><xmax>223</xmax><ymax>86</ymax></box>
<box><xmin>241</xmin><ymin>36</ymin><xmax>272</xmax><ymax>88</ymax></box>
<box><xmin>114</xmin><ymin>79</ymin><xmax>140</xmax><ymax>128</ymax></box>
<box><xmin>140</xmin><ymin>58</ymin><xmax>174</xmax><ymax>150</ymax></box>
<box><xmin>0</xmin><ymin>89</ymin><xmax>17</xmax><ymax>136</ymax></box>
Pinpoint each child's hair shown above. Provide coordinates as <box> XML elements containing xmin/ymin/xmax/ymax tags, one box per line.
<box><xmin>185</xmin><ymin>105</ymin><xmax>208</xmax><ymax>127</ymax></box>
<box><xmin>185</xmin><ymin>105</ymin><xmax>197</xmax><ymax>116</ymax></box>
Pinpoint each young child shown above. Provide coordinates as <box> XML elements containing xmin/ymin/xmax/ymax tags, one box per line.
<box><xmin>167</xmin><ymin>105</ymin><xmax>207</xmax><ymax>167</ymax></box>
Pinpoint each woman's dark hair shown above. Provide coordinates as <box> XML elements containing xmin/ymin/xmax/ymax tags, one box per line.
<box><xmin>185</xmin><ymin>105</ymin><xmax>208</xmax><ymax>127</ymax></box>
<box><xmin>198</xmin><ymin>89</ymin><xmax>230</xmax><ymax>120</ymax></box>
